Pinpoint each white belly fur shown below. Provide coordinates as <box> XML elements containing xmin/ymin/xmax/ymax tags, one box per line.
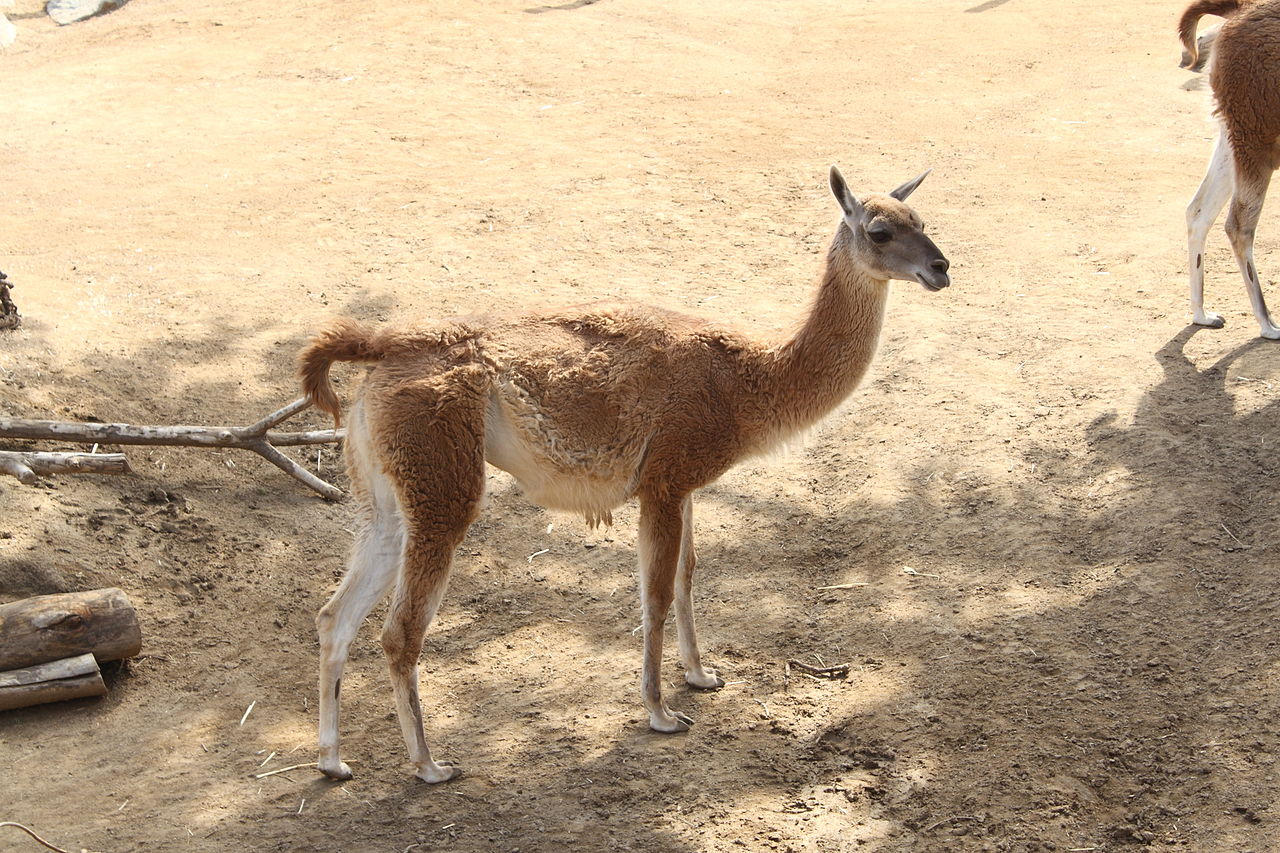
<box><xmin>482</xmin><ymin>388</ymin><xmax>639</xmax><ymax>525</ymax></box>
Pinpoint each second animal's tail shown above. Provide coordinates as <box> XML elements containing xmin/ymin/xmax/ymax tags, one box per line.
<box><xmin>299</xmin><ymin>319</ymin><xmax>383</xmax><ymax>425</ymax></box>
<box><xmin>1178</xmin><ymin>0</ymin><xmax>1243</xmax><ymax>69</ymax></box>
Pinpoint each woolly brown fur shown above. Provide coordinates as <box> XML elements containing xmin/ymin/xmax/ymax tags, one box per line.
<box><xmin>1210</xmin><ymin>1</ymin><xmax>1280</xmax><ymax>175</ymax></box>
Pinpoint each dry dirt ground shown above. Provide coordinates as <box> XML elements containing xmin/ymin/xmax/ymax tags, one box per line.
<box><xmin>3</xmin><ymin>0</ymin><xmax>1280</xmax><ymax>850</ymax></box>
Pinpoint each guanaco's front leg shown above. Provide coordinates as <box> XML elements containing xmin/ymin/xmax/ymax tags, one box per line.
<box><xmin>637</xmin><ymin>492</ymin><xmax>694</xmax><ymax>732</ymax></box>
<box><xmin>674</xmin><ymin>495</ymin><xmax>724</xmax><ymax>690</ymax></box>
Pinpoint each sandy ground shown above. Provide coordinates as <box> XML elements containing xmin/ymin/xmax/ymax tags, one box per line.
<box><xmin>3</xmin><ymin>0</ymin><xmax>1280</xmax><ymax>850</ymax></box>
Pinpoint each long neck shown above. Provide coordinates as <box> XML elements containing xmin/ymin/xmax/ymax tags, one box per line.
<box><xmin>745</xmin><ymin>224</ymin><xmax>891</xmax><ymax>442</ymax></box>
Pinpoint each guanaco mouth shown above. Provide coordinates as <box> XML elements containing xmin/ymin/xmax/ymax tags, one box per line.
<box><xmin>917</xmin><ymin>272</ymin><xmax>951</xmax><ymax>291</ymax></box>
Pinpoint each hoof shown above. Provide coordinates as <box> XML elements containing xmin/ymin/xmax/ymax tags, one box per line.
<box><xmin>1192</xmin><ymin>312</ymin><xmax>1225</xmax><ymax>329</ymax></box>
<box><xmin>415</xmin><ymin>762</ymin><xmax>462</xmax><ymax>784</ymax></box>
<box><xmin>650</xmin><ymin>710</ymin><xmax>694</xmax><ymax>733</ymax></box>
<box><xmin>1262</xmin><ymin>326</ymin><xmax>1280</xmax><ymax>341</ymax></box>
<box><xmin>319</xmin><ymin>760</ymin><xmax>354</xmax><ymax>781</ymax></box>
<box><xmin>686</xmin><ymin>670</ymin><xmax>726</xmax><ymax>691</ymax></box>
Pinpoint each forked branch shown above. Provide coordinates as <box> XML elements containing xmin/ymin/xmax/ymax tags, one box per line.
<box><xmin>0</xmin><ymin>398</ymin><xmax>346</xmax><ymax>499</ymax></box>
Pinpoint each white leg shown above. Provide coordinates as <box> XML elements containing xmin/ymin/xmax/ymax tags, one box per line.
<box><xmin>315</xmin><ymin>502</ymin><xmax>402</xmax><ymax>780</ymax></box>
<box><xmin>316</xmin><ymin>405</ymin><xmax>403</xmax><ymax>781</ymax></box>
<box><xmin>674</xmin><ymin>496</ymin><xmax>724</xmax><ymax>690</ymax></box>
<box><xmin>1187</xmin><ymin>128</ymin><xmax>1234</xmax><ymax>329</ymax></box>
<box><xmin>1225</xmin><ymin>166</ymin><xmax>1280</xmax><ymax>339</ymax></box>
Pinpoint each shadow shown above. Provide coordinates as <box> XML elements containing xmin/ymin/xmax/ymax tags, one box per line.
<box><xmin>46</xmin><ymin>0</ymin><xmax>132</xmax><ymax>25</ymax></box>
<box><xmin>524</xmin><ymin>0</ymin><xmax>602</xmax><ymax>14</ymax></box>
<box><xmin>964</xmin><ymin>0</ymin><xmax>1014</xmax><ymax>12</ymax></box>
<box><xmin>1085</xmin><ymin>325</ymin><xmax>1280</xmax><ymax>555</ymax></box>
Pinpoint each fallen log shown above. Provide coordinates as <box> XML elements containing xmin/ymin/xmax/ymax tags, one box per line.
<box><xmin>0</xmin><ymin>397</ymin><xmax>346</xmax><ymax>499</ymax></box>
<box><xmin>0</xmin><ymin>653</ymin><xmax>106</xmax><ymax>711</ymax></box>
<box><xmin>0</xmin><ymin>588</ymin><xmax>141</xmax><ymax>671</ymax></box>
<box><xmin>0</xmin><ymin>450</ymin><xmax>131</xmax><ymax>485</ymax></box>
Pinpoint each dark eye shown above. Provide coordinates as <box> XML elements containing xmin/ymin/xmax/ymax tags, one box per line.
<box><xmin>867</xmin><ymin>227</ymin><xmax>892</xmax><ymax>244</ymax></box>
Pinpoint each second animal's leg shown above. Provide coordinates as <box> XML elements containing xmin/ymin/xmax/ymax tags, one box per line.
<box><xmin>316</xmin><ymin>403</ymin><xmax>402</xmax><ymax>781</ymax></box>
<box><xmin>673</xmin><ymin>496</ymin><xmax>724</xmax><ymax>690</ymax></box>
<box><xmin>1225</xmin><ymin>157</ymin><xmax>1280</xmax><ymax>339</ymax></box>
<box><xmin>638</xmin><ymin>492</ymin><xmax>694</xmax><ymax>732</ymax></box>
<box><xmin>1187</xmin><ymin>128</ymin><xmax>1234</xmax><ymax>328</ymax></box>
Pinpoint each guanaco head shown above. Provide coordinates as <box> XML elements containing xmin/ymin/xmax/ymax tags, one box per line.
<box><xmin>829</xmin><ymin>165</ymin><xmax>950</xmax><ymax>291</ymax></box>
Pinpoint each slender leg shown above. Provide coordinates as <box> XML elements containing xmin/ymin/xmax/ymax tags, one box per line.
<box><xmin>673</xmin><ymin>496</ymin><xmax>724</xmax><ymax>690</ymax></box>
<box><xmin>1225</xmin><ymin>161</ymin><xmax>1280</xmax><ymax>339</ymax></box>
<box><xmin>381</xmin><ymin>538</ymin><xmax>466</xmax><ymax>783</ymax></box>
<box><xmin>376</xmin><ymin>373</ymin><xmax>487</xmax><ymax>782</ymax></box>
<box><xmin>638</xmin><ymin>492</ymin><xmax>693</xmax><ymax>732</ymax></box>
<box><xmin>316</xmin><ymin>404</ymin><xmax>402</xmax><ymax>781</ymax></box>
<box><xmin>1187</xmin><ymin>128</ymin><xmax>1235</xmax><ymax>329</ymax></box>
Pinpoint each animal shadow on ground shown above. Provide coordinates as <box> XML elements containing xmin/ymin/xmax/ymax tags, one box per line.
<box><xmin>690</xmin><ymin>324</ymin><xmax>1280</xmax><ymax>849</ymax></box>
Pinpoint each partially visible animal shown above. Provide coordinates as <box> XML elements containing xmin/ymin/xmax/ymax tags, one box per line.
<box><xmin>1178</xmin><ymin>0</ymin><xmax>1255</xmax><ymax>70</ymax></box>
<box><xmin>300</xmin><ymin>166</ymin><xmax>951</xmax><ymax>783</ymax></box>
<box><xmin>1182</xmin><ymin>0</ymin><xmax>1280</xmax><ymax>338</ymax></box>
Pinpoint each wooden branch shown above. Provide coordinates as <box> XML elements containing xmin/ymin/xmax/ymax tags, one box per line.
<box><xmin>249</xmin><ymin>440</ymin><xmax>342</xmax><ymax>500</ymax></box>
<box><xmin>0</xmin><ymin>398</ymin><xmax>346</xmax><ymax>499</ymax></box>
<box><xmin>0</xmin><ymin>821</ymin><xmax>97</xmax><ymax>853</ymax></box>
<box><xmin>0</xmin><ymin>451</ymin><xmax>131</xmax><ymax>484</ymax></box>
<box><xmin>0</xmin><ymin>653</ymin><xmax>106</xmax><ymax>711</ymax></box>
<box><xmin>785</xmin><ymin>659</ymin><xmax>850</xmax><ymax>678</ymax></box>
<box><xmin>266</xmin><ymin>428</ymin><xmax>344</xmax><ymax>447</ymax></box>
<box><xmin>0</xmin><ymin>588</ymin><xmax>141</xmax><ymax>671</ymax></box>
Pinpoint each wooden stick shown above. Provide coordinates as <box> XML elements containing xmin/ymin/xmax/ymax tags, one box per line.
<box><xmin>268</xmin><ymin>429</ymin><xmax>344</xmax><ymax>446</ymax></box>
<box><xmin>0</xmin><ymin>398</ymin><xmax>346</xmax><ymax>499</ymax></box>
<box><xmin>254</xmin><ymin>762</ymin><xmax>319</xmax><ymax>779</ymax></box>
<box><xmin>0</xmin><ymin>653</ymin><xmax>106</xmax><ymax>711</ymax></box>
<box><xmin>0</xmin><ymin>822</ymin><xmax>92</xmax><ymax>853</ymax></box>
<box><xmin>0</xmin><ymin>653</ymin><xmax>100</xmax><ymax>687</ymax></box>
<box><xmin>0</xmin><ymin>450</ymin><xmax>131</xmax><ymax>484</ymax></box>
<box><xmin>785</xmin><ymin>659</ymin><xmax>850</xmax><ymax>678</ymax></box>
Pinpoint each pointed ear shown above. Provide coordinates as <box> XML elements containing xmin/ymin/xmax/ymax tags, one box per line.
<box><xmin>889</xmin><ymin>169</ymin><xmax>931</xmax><ymax>202</ymax></box>
<box><xmin>829</xmin><ymin>165</ymin><xmax>863</xmax><ymax>220</ymax></box>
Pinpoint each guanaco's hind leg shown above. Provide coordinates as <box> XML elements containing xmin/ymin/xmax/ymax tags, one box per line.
<box><xmin>638</xmin><ymin>491</ymin><xmax>695</xmax><ymax>732</ymax></box>
<box><xmin>316</xmin><ymin>402</ymin><xmax>402</xmax><ymax>781</ymax></box>
<box><xmin>1224</xmin><ymin>151</ymin><xmax>1280</xmax><ymax>339</ymax></box>
<box><xmin>376</xmin><ymin>371</ymin><xmax>488</xmax><ymax>782</ymax></box>
<box><xmin>381</xmin><ymin>535</ymin><xmax>473</xmax><ymax>783</ymax></box>
<box><xmin>674</xmin><ymin>496</ymin><xmax>724</xmax><ymax>691</ymax></box>
<box><xmin>1187</xmin><ymin>128</ymin><xmax>1235</xmax><ymax>328</ymax></box>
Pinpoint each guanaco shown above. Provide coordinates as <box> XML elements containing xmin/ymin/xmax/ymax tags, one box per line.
<box><xmin>300</xmin><ymin>166</ymin><xmax>951</xmax><ymax>783</ymax></box>
<box><xmin>1181</xmin><ymin>0</ymin><xmax>1280</xmax><ymax>338</ymax></box>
